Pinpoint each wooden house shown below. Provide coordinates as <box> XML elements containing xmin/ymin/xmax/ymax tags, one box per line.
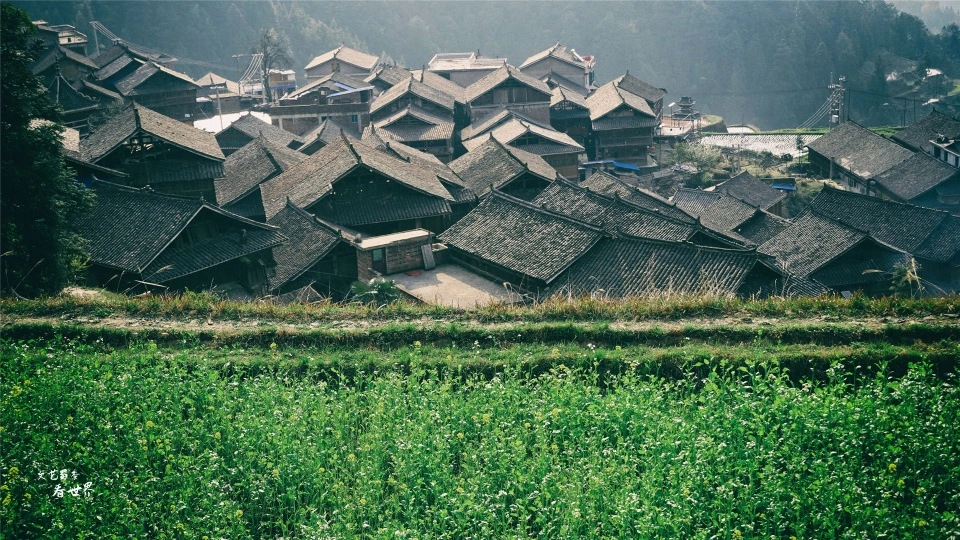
<box><xmin>427</xmin><ymin>52</ymin><xmax>506</xmax><ymax>87</ymax></box>
<box><xmin>215</xmin><ymin>134</ymin><xmax>306</xmax><ymax>221</ymax></box>
<box><xmin>259</xmin><ymin>134</ymin><xmax>459</xmax><ymax>235</ymax></box>
<box><xmin>805</xmin><ymin>121</ymin><xmax>914</xmax><ymax>194</ymax></box>
<box><xmin>75</xmin><ymin>180</ymin><xmax>286</xmax><ymax>296</ymax></box>
<box><xmin>892</xmin><ymin>110</ymin><xmax>960</xmax><ymax>156</ymax></box>
<box><xmin>267</xmin><ymin>72</ymin><xmax>372</xmax><ymax>137</ymax></box>
<box><xmin>215</xmin><ymin>113</ymin><xmax>305</xmax><ymax>156</ymax></box>
<box><xmin>438</xmin><ymin>190</ymin><xmax>603</xmax><ymax>295</ymax></box>
<box><xmin>870</xmin><ymin>152</ymin><xmax>960</xmax><ymax>212</ymax></box>
<box><xmin>370</xmin><ymin>76</ymin><xmax>457</xmax><ymax>122</ymax></box>
<box><xmin>266</xmin><ymin>202</ymin><xmax>357</xmax><ymax>298</ymax></box>
<box><xmin>449</xmin><ymin>138</ymin><xmax>558</xmax><ymax>201</ymax></box>
<box><xmin>713</xmin><ymin>171</ymin><xmax>787</xmax><ymax>216</ymax></box>
<box><xmin>80</xmin><ymin>103</ymin><xmax>225</xmax><ymax>201</ymax></box>
<box><xmin>459</xmin><ymin>65</ymin><xmax>553</xmax><ymax>125</ymax></box>
<box><xmin>518</xmin><ymin>43</ymin><xmax>595</xmax><ymax>93</ymax></box>
<box><xmin>366</xmin><ymin>108</ymin><xmax>455</xmax><ymax>162</ymax></box>
<box><xmin>298</xmin><ymin>118</ymin><xmax>362</xmax><ymax>155</ymax></box>
<box><xmin>31</xmin><ymin>46</ymin><xmax>98</xmax><ymax>85</ymax></box>
<box><xmin>304</xmin><ymin>45</ymin><xmax>380</xmax><ymax>80</ymax></box>
<box><xmin>549</xmin><ymin>86</ymin><xmax>591</xmax><ymax>145</ymax></box>
<box><xmin>586</xmin><ymin>74</ymin><xmax>664</xmax><ymax>167</ymax></box>
<box><xmin>460</xmin><ymin>115</ymin><xmax>584</xmax><ymax>178</ymax></box>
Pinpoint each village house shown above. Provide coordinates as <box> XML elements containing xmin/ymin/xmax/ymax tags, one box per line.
<box><xmin>364</xmin><ymin>64</ymin><xmax>415</xmax><ymax>94</ymax></box>
<box><xmin>518</xmin><ymin>42</ymin><xmax>596</xmax><ymax>94</ymax></box>
<box><xmin>758</xmin><ymin>209</ymin><xmax>910</xmax><ymax>296</ymax></box>
<box><xmin>194</xmin><ymin>72</ymin><xmax>256</xmax><ymax>115</ymax></box>
<box><xmin>438</xmin><ymin>190</ymin><xmax>604</xmax><ymax>295</ymax></box>
<box><xmin>458</xmin><ymin>65</ymin><xmax>553</xmax><ymax>126</ymax></box>
<box><xmin>892</xmin><ymin>110</ymin><xmax>960</xmax><ymax>157</ymax></box>
<box><xmin>80</xmin><ymin>103</ymin><xmax>225</xmax><ymax>201</ymax></box>
<box><xmin>368</xmin><ymin>76</ymin><xmax>459</xmax><ymax>161</ymax></box>
<box><xmin>32</xmin><ymin>20</ymin><xmax>88</xmax><ymax>53</ymax></box>
<box><xmin>449</xmin><ymin>138</ymin><xmax>558</xmax><ymax>201</ymax></box>
<box><xmin>214</xmin><ymin>112</ymin><xmax>305</xmax><ymax>156</ymax></box>
<box><xmin>304</xmin><ymin>45</ymin><xmax>380</xmax><ymax>80</ymax></box>
<box><xmin>586</xmin><ymin>73</ymin><xmax>665</xmax><ymax>169</ymax></box>
<box><xmin>427</xmin><ymin>52</ymin><xmax>507</xmax><ymax>87</ymax></box>
<box><xmin>298</xmin><ymin>118</ymin><xmax>363</xmax><ymax>155</ymax></box>
<box><xmin>259</xmin><ymin>134</ymin><xmax>458</xmax><ymax>235</ymax></box>
<box><xmin>75</xmin><ymin>180</ymin><xmax>286</xmax><ymax>296</ymax></box>
<box><xmin>215</xmin><ymin>134</ymin><xmax>306</xmax><ymax>221</ymax></box>
<box><xmin>266</xmin><ymin>72</ymin><xmax>373</xmax><ymax>137</ymax></box>
<box><xmin>869</xmin><ymin>152</ymin><xmax>960</xmax><ymax>212</ymax></box>
<box><xmin>266</xmin><ymin>201</ymin><xmax>358</xmax><ymax>298</ymax></box>
<box><xmin>809</xmin><ymin>187</ymin><xmax>960</xmax><ymax>292</ymax></box>
<box><xmin>460</xmin><ymin>113</ymin><xmax>585</xmax><ymax>178</ymax></box>
<box><xmin>805</xmin><ymin>121</ymin><xmax>914</xmax><ymax>195</ymax></box>
<box><xmin>580</xmin><ymin>170</ymin><xmax>697</xmax><ymax>225</ymax></box>
<box><xmin>549</xmin><ymin>86</ymin><xmax>592</xmax><ymax>146</ymax></box>
<box><xmin>31</xmin><ymin>45</ymin><xmax>99</xmax><ymax>86</ymax></box>
<box><xmin>711</xmin><ymin>171</ymin><xmax>787</xmax><ymax>216</ymax></box>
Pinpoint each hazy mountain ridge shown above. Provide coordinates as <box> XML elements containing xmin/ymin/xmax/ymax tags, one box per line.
<box><xmin>15</xmin><ymin>0</ymin><xmax>960</xmax><ymax>129</ymax></box>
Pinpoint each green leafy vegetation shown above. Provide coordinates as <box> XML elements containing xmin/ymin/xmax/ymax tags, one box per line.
<box><xmin>3</xmin><ymin>336</ymin><xmax>958</xmax><ymax>537</ymax></box>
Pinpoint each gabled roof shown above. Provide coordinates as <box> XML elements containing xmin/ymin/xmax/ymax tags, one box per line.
<box><xmin>259</xmin><ymin>135</ymin><xmax>454</xmax><ymax>219</ymax></box>
<box><xmin>114</xmin><ymin>61</ymin><xmax>199</xmax><ymax>96</ymax></box>
<box><xmin>585</xmin><ymin>171</ymin><xmax>696</xmax><ymax>223</ymax></box>
<box><xmin>551</xmin><ymin>86</ymin><xmax>589</xmax><ymax>109</ymax></box>
<box><xmin>76</xmin><ymin>180</ymin><xmax>284</xmax><ymax>280</ymax></box>
<box><xmin>370</xmin><ymin>76</ymin><xmax>457</xmax><ymax>115</ymax></box>
<box><xmin>195</xmin><ymin>72</ymin><xmax>243</xmax><ymax>94</ymax></box>
<box><xmin>409</xmin><ymin>69</ymin><xmax>467</xmax><ymax>100</ymax></box>
<box><xmin>543</xmin><ymin>72</ymin><xmax>590</xmax><ymax>96</ymax></box>
<box><xmin>870</xmin><ymin>151</ymin><xmax>960</xmax><ymax>201</ymax></box>
<box><xmin>557</xmin><ymin>236</ymin><xmax>759</xmax><ymax>298</ymax></box>
<box><xmin>360</xmin><ymin>126</ymin><xmax>465</xmax><ymax>185</ymax></box>
<box><xmin>758</xmin><ymin>210</ymin><xmax>871</xmax><ymax>277</ymax></box>
<box><xmin>809</xmin><ymin>186</ymin><xmax>957</xmax><ymax>261</ymax></box>
<box><xmin>610</xmin><ymin>73</ymin><xmax>667</xmax><ymax>104</ymax></box>
<box><xmin>714</xmin><ymin>171</ymin><xmax>787</xmax><ymax>210</ymax></box>
<box><xmin>698</xmin><ymin>195</ymin><xmax>761</xmax><ymax>235</ymax></box>
<box><xmin>79</xmin><ymin>79</ymin><xmax>123</xmax><ymax>102</ymax></box>
<box><xmin>805</xmin><ymin>122</ymin><xmax>914</xmax><ymax>180</ymax></box>
<box><xmin>81</xmin><ymin>103</ymin><xmax>225</xmax><ymax>163</ymax></box>
<box><xmin>438</xmin><ymin>190</ymin><xmax>603</xmax><ymax>284</ymax></box>
<box><xmin>733</xmin><ymin>211</ymin><xmax>791</xmax><ymax>245</ymax></box>
<box><xmin>95</xmin><ymin>54</ymin><xmax>139</xmax><ymax>81</ymax></box>
<box><xmin>461</xmin><ymin>65</ymin><xmax>552</xmax><ymax>104</ymax></box>
<box><xmin>587</xmin><ymin>79</ymin><xmax>656</xmax><ymax>121</ymax></box>
<box><xmin>461</xmin><ymin>117</ymin><xmax>584</xmax><ymax>155</ymax></box>
<box><xmin>892</xmin><ymin>110</ymin><xmax>960</xmax><ymax>153</ymax></box>
<box><xmin>449</xmin><ymin>138</ymin><xmax>558</xmax><ymax>196</ymax></box>
<box><xmin>364</xmin><ymin>64</ymin><xmax>413</xmax><ymax>88</ymax></box>
<box><xmin>31</xmin><ymin>45</ymin><xmax>98</xmax><ymax>75</ymax></box>
<box><xmin>299</xmin><ymin>118</ymin><xmax>362</xmax><ymax>152</ymax></box>
<box><xmin>216</xmin><ymin>135</ymin><xmax>306</xmax><ymax>206</ymax></box>
<box><xmin>216</xmin><ymin>113</ymin><xmax>305</xmax><ymax>149</ymax></box>
<box><xmin>371</xmin><ymin>106</ymin><xmax>455</xmax><ymax>143</ymax></box>
<box><xmin>304</xmin><ymin>45</ymin><xmax>379</xmax><ymax>72</ymax></box>
<box><xmin>519</xmin><ymin>43</ymin><xmax>591</xmax><ymax>71</ymax></box>
<box><xmin>282</xmin><ymin>71</ymin><xmax>370</xmax><ymax>100</ymax></box>
<box><xmin>672</xmin><ymin>188</ymin><xmax>723</xmax><ymax>216</ymax></box>
<box><xmin>267</xmin><ymin>201</ymin><xmax>344</xmax><ymax>291</ymax></box>
<box><xmin>533</xmin><ymin>178</ymin><xmax>696</xmax><ymax>242</ymax></box>
<box><xmin>913</xmin><ymin>215</ymin><xmax>960</xmax><ymax>266</ymax></box>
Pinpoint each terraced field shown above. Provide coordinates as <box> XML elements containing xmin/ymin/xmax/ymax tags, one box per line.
<box><xmin>2</xmin><ymin>294</ymin><xmax>959</xmax><ymax>538</ymax></box>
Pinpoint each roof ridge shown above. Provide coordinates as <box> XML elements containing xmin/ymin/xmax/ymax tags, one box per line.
<box><xmin>491</xmin><ymin>189</ymin><xmax>604</xmax><ymax>233</ymax></box>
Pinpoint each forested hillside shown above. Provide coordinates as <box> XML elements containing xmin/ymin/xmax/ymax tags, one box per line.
<box><xmin>14</xmin><ymin>0</ymin><xmax>960</xmax><ymax>129</ymax></box>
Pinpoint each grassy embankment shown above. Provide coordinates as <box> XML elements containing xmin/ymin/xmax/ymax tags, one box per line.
<box><xmin>2</xmin><ymin>293</ymin><xmax>959</xmax><ymax>537</ymax></box>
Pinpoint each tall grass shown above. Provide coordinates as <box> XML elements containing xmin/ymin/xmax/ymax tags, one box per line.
<box><xmin>2</xmin><ymin>338</ymin><xmax>958</xmax><ymax>538</ymax></box>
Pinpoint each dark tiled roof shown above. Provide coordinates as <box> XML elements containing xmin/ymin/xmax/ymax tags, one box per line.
<box><xmin>550</xmin><ymin>85</ymin><xmax>589</xmax><ymax>108</ymax></box>
<box><xmin>143</xmin><ymin>225</ymin><xmax>284</xmax><ymax>283</ymax></box>
<box><xmin>533</xmin><ymin>179</ymin><xmax>695</xmax><ymax>242</ymax></box>
<box><xmin>611</xmin><ymin>73</ymin><xmax>667</xmax><ymax>104</ymax></box>
<box><xmin>95</xmin><ymin>54</ymin><xmax>138</xmax><ymax>81</ymax></box>
<box><xmin>217</xmin><ymin>113</ymin><xmax>305</xmax><ymax>149</ymax></box>
<box><xmin>79</xmin><ymin>80</ymin><xmax>123</xmax><ymax>102</ymax></box>
<box><xmin>122</xmin><ymin>159</ymin><xmax>224</xmax><ymax>185</ymax></box>
<box><xmin>410</xmin><ymin>69</ymin><xmax>467</xmax><ymax>101</ymax></box>
<box><xmin>913</xmin><ymin>215</ymin><xmax>960</xmax><ymax>265</ymax></box>
<box><xmin>805</xmin><ymin>122</ymin><xmax>914</xmax><ymax>179</ymax></box>
<box><xmin>587</xmin><ymin>79</ymin><xmax>656</xmax><ymax>121</ymax></box>
<box><xmin>519</xmin><ymin>43</ymin><xmax>589</xmax><ymax>71</ymax></box>
<box><xmin>46</xmin><ymin>75</ymin><xmax>99</xmax><ymax>112</ymax></box>
<box><xmin>809</xmin><ymin>187</ymin><xmax>951</xmax><ymax>255</ymax></box>
<box><xmin>892</xmin><ymin>111</ymin><xmax>960</xmax><ymax>153</ymax></box>
<box><xmin>267</xmin><ymin>202</ymin><xmax>343</xmax><ymax>291</ymax></box>
<box><xmin>115</xmin><ymin>62</ymin><xmax>198</xmax><ymax>96</ymax></box>
<box><xmin>591</xmin><ymin>115</ymin><xmax>660</xmax><ymax>131</ymax></box>
<box><xmin>438</xmin><ymin>191</ymin><xmax>602</xmax><ymax>283</ymax></box>
<box><xmin>698</xmin><ymin>195</ymin><xmax>759</xmax><ymax>234</ymax></box>
<box><xmin>461</xmin><ymin>117</ymin><xmax>583</xmax><ymax>154</ymax></box>
<box><xmin>556</xmin><ymin>237</ymin><xmax>757</xmax><ymax>298</ymax></box>
<box><xmin>758</xmin><ymin>210</ymin><xmax>867</xmax><ymax>277</ymax></box>
<box><xmin>734</xmin><ymin>211</ymin><xmax>791</xmax><ymax>245</ymax></box>
<box><xmin>282</xmin><ymin>71</ymin><xmax>370</xmax><ymax>100</ymax></box>
<box><xmin>365</xmin><ymin>65</ymin><xmax>413</xmax><ymax>88</ymax></box>
<box><xmin>715</xmin><ymin>171</ymin><xmax>786</xmax><ymax>210</ymax></box>
<box><xmin>672</xmin><ymin>188</ymin><xmax>723</xmax><ymax>216</ymax></box>
<box><xmin>449</xmin><ymin>138</ymin><xmax>557</xmax><ymax>196</ymax></box>
<box><xmin>31</xmin><ymin>46</ymin><xmax>98</xmax><ymax>75</ymax></box>
<box><xmin>77</xmin><ymin>180</ymin><xmax>282</xmax><ymax>279</ymax></box>
<box><xmin>317</xmin><ymin>191</ymin><xmax>452</xmax><ymax>226</ymax></box>
<box><xmin>299</xmin><ymin>118</ymin><xmax>362</xmax><ymax>153</ymax></box>
<box><xmin>216</xmin><ymin>136</ymin><xmax>306</xmax><ymax>206</ymax></box>
<box><xmin>461</xmin><ymin>65</ymin><xmax>552</xmax><ymax>104</ymax></box>
<box><xmin>810</xmin><ymin>249</ymin><xmax>910</xmax><ymax>288</ymax></box>
<box><xmin>871</xmin><ymin>152</ymin><xmax>960</xmax><ymax>201</ymax></box>
<box><xmin>372</xmin><ymin>106</ymin><xmax>455</xmax><ymax>142</ymax></box>
<box><xmin>90</xmin><ymin>44</ymin><xmax>128</xmax><ymax>68</ymax></box>
<box><xmin>576</xmin><ymin>172</ymin><xmax>694</xmax><ymax>223</ymax></box>
<box><xmin>370</xmin><ymin>77</ymin><xmax>457</xmax><ymax>115</ymax></box>
<box><xmin>260</xmin><ymin>135</ymin><xmax>454</xmax><ymax>219</ymax></box>
<box><xmin>81</xmin><ymin>103</ymin><xmax>224</xmax><ymax>162</ymax></box>
<box><xmin>542</xmin><ymin>72</ymin><xmax>590</xmax><ymax>95</ymax></box>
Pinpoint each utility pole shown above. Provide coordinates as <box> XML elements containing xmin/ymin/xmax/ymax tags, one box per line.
<box><xmin>828</xmin><ymin>75</ymin><xmax>845</xmax><ymax>127</ymax></box>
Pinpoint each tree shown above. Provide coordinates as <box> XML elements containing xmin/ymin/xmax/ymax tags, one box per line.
<box><xmin>672</xmin><ymin>142</ymin><xmax>723</xmax><ymax>187</ymax></box>
<box><xmin>1</xmin><ymin>3</ymin><xmax>93</xmax><ymax>296</ymax></box>
<box><xmin>253</xmin><ymin>27</ymin><xmax>292</xmax><ymax>102</ymax></box>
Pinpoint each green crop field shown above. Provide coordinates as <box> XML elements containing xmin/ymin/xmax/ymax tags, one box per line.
<box><xmin>2</xmin><ymin>293</ymin><xmax>960</xmax><ymax>538</ymax></box>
